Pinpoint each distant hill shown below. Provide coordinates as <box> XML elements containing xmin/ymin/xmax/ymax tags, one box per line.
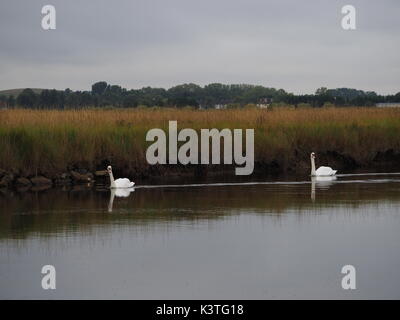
<box><xmin>0</xmin><ymin>88</ymin><xmax>45</xmax><ymax>97</ymax></box>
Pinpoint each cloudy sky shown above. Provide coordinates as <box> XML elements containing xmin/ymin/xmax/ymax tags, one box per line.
<box><xmin>0</xmin><ymin>0</ymin><xmax>399</xmax><ymax>94</ymax></box>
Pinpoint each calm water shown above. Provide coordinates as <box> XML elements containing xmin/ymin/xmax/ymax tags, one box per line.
<box><xmin>1</xmin><ymin>174</ymin><xmax>400</xmax><ymax>299</ymax></box>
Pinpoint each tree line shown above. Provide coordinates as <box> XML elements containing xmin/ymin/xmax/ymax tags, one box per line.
<box><xmin>1</xmin><ymin>81</ymin><xmax>399</xmax><ymax>109</ymax></box>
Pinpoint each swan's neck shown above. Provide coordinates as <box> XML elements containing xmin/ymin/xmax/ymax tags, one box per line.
<box><xmin>311</xmin><ymin>157</ymin><xmax>316</xmax><ymax>176</ymax></box>
<box><xmin>109</xmin><ymin>171</ymin><xmax>116</xmax><ymax>188</ymax></box>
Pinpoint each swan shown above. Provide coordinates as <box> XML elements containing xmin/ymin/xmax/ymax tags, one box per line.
<box><xmin>310</xmin><ymin>152</ymin><xmax>337</xmax><ymax>176</ymax></box>
<box><xmin>107</xmin><ymin>165</ymin><xmax>135</xmax><ymax>189</ymax></box>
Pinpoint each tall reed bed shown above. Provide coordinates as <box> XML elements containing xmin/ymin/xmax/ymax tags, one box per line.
<box><xmin>1</xmin><ymin>107</ymin><xmax>400</xmax><ymax>176</ymax></box>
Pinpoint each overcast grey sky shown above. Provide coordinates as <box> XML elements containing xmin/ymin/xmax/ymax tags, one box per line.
<box><xmin>0</xmin><ymin>0</ymin><xmax>399</xmax><ymax>94</ymax></box>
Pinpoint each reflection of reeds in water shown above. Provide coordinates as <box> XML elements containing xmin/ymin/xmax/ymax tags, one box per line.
<box><xmin>1</xmin><ymin>107</ymin><xmax>400</xmax><ymax>176</ymax></box>
<box><xmin>1</xmin><ymin>181</ymin><xmax>400</xmax><ymax>240</ymax></box>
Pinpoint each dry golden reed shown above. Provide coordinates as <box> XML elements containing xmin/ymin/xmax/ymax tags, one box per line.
<box><xmin>1</xmin><ymin>107</ymin><xmax>400</xmax><ymax>176</ymax></box>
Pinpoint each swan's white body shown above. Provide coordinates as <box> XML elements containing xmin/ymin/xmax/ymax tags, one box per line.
<box><xmin>310</xmin><ymin>152</ymin><xmax>337</xmax><ymax>176</ymax></box>
<box><xmin>312</xmin><ymin>175</ymin><xmax>337</xmax><ymax>183</ymax></box>
<box><xmin>107</xmin><ymin>166</ymin><xmax>135</xmax><ymax>189</ymax></box>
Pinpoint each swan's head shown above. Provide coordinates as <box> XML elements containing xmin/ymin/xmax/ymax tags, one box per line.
<box><xmin>107</xmin><ymin>165</ymin><xmax>112</xmax><ymax>173</ymax></box>
<box><xmin>310</xmin><ymin>152</ymin><xmax>316</xmax><ymax>159</ymax></box>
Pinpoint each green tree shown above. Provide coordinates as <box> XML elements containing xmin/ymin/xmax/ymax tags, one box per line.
<box><xmin>0</xmin><ymin>95</ymin><xmax>6</xmax><ymax>108</ymax></box>
<box><xmin>123</xmin><ymin>94</ymin><xmax>138</xmax><ymax>108</ymax></box>
<box><xmin>17</xmin><ymin>89</ymin><xmax>37</xmax><ymax>108</ymax></box>
<box><xmin>315</xmin><ymin>87</ymin><xmax>328</xmax><ymax>95</ymax></box>
<box><xmin>92</xmin><ymin>81</ymin><xmax>108</xmax><ymax>95</ymax></box>
<box><xmin>7</xmin><ymin>95</ymin><xmax>15</xmax><ymax>107</ymax></box>
<box><xmin>167</xmin><ymin>83</ymin><xmax>202</xmax><ymax>107</ymax></box>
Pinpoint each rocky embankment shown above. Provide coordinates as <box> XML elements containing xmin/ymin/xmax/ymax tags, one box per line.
<box><xmin>0</xmin><ymin>168</ymin><xmax>109</xmax><ymax>190</ymax></box>
<box><xmin>1</xmin><ymin>149</ymin><xmax>400</xmax><ymax>191</ymax></box>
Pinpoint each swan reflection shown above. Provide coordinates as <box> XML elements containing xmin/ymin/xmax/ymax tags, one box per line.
<box><xmin>311</xmin><ymin>176</ymin><xmax>337</xmax><ymax>201</ymax></box>
<box><xmin>108</xmin><ymin>187</ymin><xmax>135</xmax><ymax>212</ymax></box>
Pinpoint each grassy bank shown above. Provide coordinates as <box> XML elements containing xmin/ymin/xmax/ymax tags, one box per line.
<box><xmin>1</xmin><ymin>107</ymin><xmax>400</xmax><ymax>181</ymax></box>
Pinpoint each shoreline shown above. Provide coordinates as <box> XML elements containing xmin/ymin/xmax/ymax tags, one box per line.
<box><xmin>1</xmin><ymin>151</ymin><xmax>400</xmax><ymax>191</ymax></box>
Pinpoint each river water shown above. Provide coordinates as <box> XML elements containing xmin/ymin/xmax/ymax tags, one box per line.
<box><xmin>1</xmin><ymin>173</ymin><xmax>400</xmax><ymax>299</ymax></box>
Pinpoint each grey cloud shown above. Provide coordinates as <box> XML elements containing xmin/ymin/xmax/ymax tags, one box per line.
<box><xmin>0</xmin><ymin>0</ymin><xmax>398</xmax><ymax>94</ymax></box>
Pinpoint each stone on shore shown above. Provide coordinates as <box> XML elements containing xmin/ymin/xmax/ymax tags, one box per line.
<box><xmin>70</xmin><ymin>170</ymin><xmax>93</xmax><ymax>183</ymax></box>
<box><xmin>0</xmin><ymin>169</ymin><xmax>7</xmax><ymax>179</ymax></box>
<box><xmin>95</xmin><ymin>170</ymin><xmax>108</xmax><ymax>176</ymax></box>
<box><xmin>30</xmin><ymin>176</ymin><xmax>52</xmax><ymax>186</ymax></box>
<box><xmin>0</xmin><ymin>173</ymin><xmax>14</xmax><ymax>187</ymax></box>
<box><xmin>15</xmin><ymin>177</ymin><xmax>32</xmax><ymax>186</ymax></box>
<box><xmin>0</xmin><ymin>178</ymin><xmax>8</xmax><ymax>187</ymax></box>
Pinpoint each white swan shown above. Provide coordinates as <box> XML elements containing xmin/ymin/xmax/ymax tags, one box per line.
<box><xmin>107</xmin><ymin>165</ymin><xmax>135</xmax><ymax>189</ymax></box>
<box><xmin>310</xmin><ymin>152</ymin><xmax>337</xmax><ymax>176</ymax></box>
